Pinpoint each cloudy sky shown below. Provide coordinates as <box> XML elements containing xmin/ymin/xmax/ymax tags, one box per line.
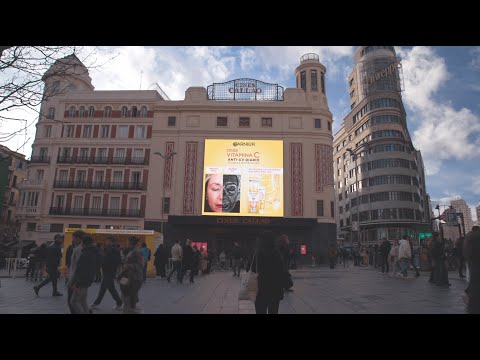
<box><xmin>2</xmin><ymin>46</ymin><xmax>479</xmax><ymax>221</ymax></box>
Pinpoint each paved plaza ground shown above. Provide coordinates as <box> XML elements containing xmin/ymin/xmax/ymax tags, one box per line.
<box><xmin>0</xmin><ymin>265</ymin><xmax>468</xmax><ymax>314</ymax></box>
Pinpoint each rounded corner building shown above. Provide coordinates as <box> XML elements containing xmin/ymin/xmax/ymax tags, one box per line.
<box><xmin>334</xmin><ymin>46</ymin><xmax>431</xmax><ymax>246</ymax></box>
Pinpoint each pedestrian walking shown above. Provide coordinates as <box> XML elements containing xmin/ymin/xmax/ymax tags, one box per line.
<box><xmin>167</xmin><ymin>239</ymin><xmax>183</xmax><ymax>283</ymax></box>
<box><xmin>118</xmin><ymin>236</ymin><xmax>144</xmax><ymax>313</ymax></box>
<box><xmin>33</xmin><ymin>235</ymin><xmax>63</xmax><ymax>297</ymax></box>
<box><xmin>66</xmin><ymin>230</ymin><xmax>86</xmax><ymax>313</ymax></box>
<box><xmin>90</xmin><ymin>236</ymin><xmax>123</xmax><ymax>311</ymax></box>
<box><xmin>153</xmin><ymin>244</ymin><xmax>168</xmax><ymax>279</ymax></box>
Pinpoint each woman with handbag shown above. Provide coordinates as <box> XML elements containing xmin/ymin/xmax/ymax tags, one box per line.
<box><xmin>250</xmin><ymin>231</ymin><xmax>285</xmax><ymax>314</ymax></box>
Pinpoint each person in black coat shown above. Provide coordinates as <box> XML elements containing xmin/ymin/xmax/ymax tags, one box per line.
<box><xmin>464</xmin><ymin>226</ymin><xmax>480</xmax><ymax>313</ymax></box>
<box><xmin>33</xmin><ymin>235</ymin><xmax>63</xmax><ymax>296</ymax></box>
<box><xmin>153</xmin><ymin>244</ymin><xmax>169</xmax><ymax>278</ymax></box>
<box><xmin>70</xmin><ymin>236</ymin><xmax>97</xmax><ymax>314</ymax></box>
<box><xmin>91</xmin><ymin>236</ymin><xmax>123</xmax><ymax>309</ymax></box>
<box><xmin>181</xmin><ymin>239</ymin><xmax>194</xmax><ymax>283</ymax></box>
<box><xmin>251</xmin><ymin>231</ymin><xmax>285</xmax><ymax>314</ymax></box>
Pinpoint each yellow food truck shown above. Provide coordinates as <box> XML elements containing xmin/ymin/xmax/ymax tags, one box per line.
<box><xmin>61</xmin><ymin>228</ymin><xmax>162</xmax><ymax>276</ymax></box>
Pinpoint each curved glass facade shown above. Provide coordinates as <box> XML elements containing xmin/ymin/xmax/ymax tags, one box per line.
<box><xmin>334</xmin><ymin>46</ymin><xmax>431</xmax><ymax>246</ymax></box>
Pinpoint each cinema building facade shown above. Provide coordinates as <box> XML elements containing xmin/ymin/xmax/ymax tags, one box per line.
<box><xmin>17</xmin><ymin>53</ymin><xmax>335</xmax><ymax>262</ymax></box>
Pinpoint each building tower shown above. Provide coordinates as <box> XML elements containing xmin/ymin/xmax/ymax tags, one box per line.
<box><xmin>450</xmin><ymin>197</ymin><xmax>474</xmax><ymax>233</ymax></box>
<box><xmin>333</xmin><ymin>46</ymin><xmax>430</xmax><ymax>245</ymax></box>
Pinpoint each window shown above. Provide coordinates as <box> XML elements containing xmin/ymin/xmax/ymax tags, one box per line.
<box><xmin>74</xmin><ymin>196</ymin><xmax>83</xmax><ymax>210</ymax></box>
<box><xmin>321</xmin><ymin>72</ymin><xmax>325</xmax><ymax>94</ymax></box>
<box><xmin>133</xmin><ymin>149</ymin><xmax>144</xmax><ymax>164</ymax></box>
<box><xmin>79</xmin><ymin>106</ymin><xmax>85</xmax><ymax>118</ymax></box>
<box><xmin>36</xmin><ymin>170</ymin><xmax>44</xmax><ymax>180</ymax></box>
<box><xmin>65</xmin><ymin>125</ymin><xmax>74</xmax><ymax>138</ymax></box>
<box><xmin>117</xmin><ymin>125</ymin><xmax>128</xmax><ymax>138</ymax></box>
<box><xmin>58</xmin><ymin>170</ymin><xmax>68</xmax><ymax>182</ymax></box>
<box><xmin>121</xmin><ymin>106</ymin><xmax>128</xmax><ymax>117</ymax></box>
<box><xmin>311</xmin><ymin>70</ymin><xmax>318</xmax><ymax>91</ymax></box>
<box><xmin>68</xmin><ymin>106</ymin><xmax>76</xmax><ymax>117</ymax></box>
<box><xmin>140</xmin><ymin>106</ymin><xmax>147</xmax><ymax>117</ymax></box>
<box><xmin>110</xmin><ymin>197</ymin><xmax>120</xmax><ymax>210</ymax></box>
<box><xmin>331</xmin><ymin>201</ymin><xmax>334</xmax><ymax>217</ymax></box>
<box><xmin>340</xmin><ymin>219</ymin><xmax>344</xmax><ymax>227</ymax></box>
<box><xmin>114</xmin><ymin>148</ymin><xmax>125</xmax><ymax>164</ymax></box>
<box><xmin>27</xmin><ymin>223</ymin><xmax>37</xmax><ymax>232</ymax></box>
<box><xmin>76</xmin><ymin>170</ymin><xmax>86</xmax><ymax>183</ymax></box>
<box><xmin>327</xmin><ymin>121</ymin><xmax>331</xmax><ymax>131</ymax></box>
<box><xmin>163</xmin><ymin>197</ymin><xmax>170</xmax><ymax>214</ymax></box>
<box><xmin>261</xmin><ymin>118</ymin><xmax>272</xmax><ymax>127</ymax></box>
<box><xmin>94</xmin><ymin>171</ymin><xmax>104</xmax><ymax>185</ymax></box>
<box><xmin>217</xmin><ymin>117</ymin><xmax>227</xmax><ymax>126</ymax></box>
<box><xmin>168</xmin><ymin>116</ymin><xmax>176</xmax><ymax>127</ymax></box>
<box><xmin>27</xmin><ymin>192</ymin><xmax>39</xmax><ymax>206</ymax></box>
<box><xmin>92</xmin><ymin>196</ymin><xmax>102</xmax><ymax>210</ymax></box>
<box><xmin>350</xmin><ymin>90</ymin><xmax>355</xmax><ymax>98</ymax></box>
<box><xmin>83</xmin><ymin>125</ymin><xmax>92</xmax><ymax>138</ymax></box>
<box><xmin>45</xmin><ymin>126</ymin><xmax>52</xmax><ymax>138</ymax></box>
<box><xmin>104</xmin><ymin>106</ymin><xmax>112</xmax><ymax>118</ymax></box>
<box><xmin>101</xmin><ymin>125</ymin><xmax>109</xmax><ymax>138</ymax></box>
<box><xmin>135</xmin><ymin>125</ymin><xmax>145</xmax><ymax>138</ymax></box>
<box><xmin>349</xmin><ymin>78</ymin><xmax>354</xmax><ymax>87</ymax></box>
<box><xmin>131</xmin><ymin>171</ymin><xmax>141</xmax><ymax>185</ymax></box>
<box><xmin>87</xmin><ymin>225</ymin><xmax>101</xmax><ymax>229</ymax></box>
<box><xmin>300</xmin><ymin>71</ymin><xmax>306</xmax><ymax>91</ymax></box>
<box><xmin>47</xmin><ymin>107</ymin><xmax>55</xmax><ymax>119</ymax></box>
<box><xmin>316</xmin><ymin>200</ymin><xmax>324</xmax><ymax>217</ymax></box>
<box><xmin>79</xmin><ymin>148</ymin><xmax>89</xmax><ymax>161</ymax></box>
<box><xmin>50</xmin><ymin>224</ymin><xmax>64</xmax><ymax>232</ymax></box>
<box><xmin>131</xmin><ymin>106</ymin><xmax>137</xmax><ymax>118</ymax></box>
<box><xmin>129</xmin><ymin>197</ymin><xmax>139</xmax><ymax>211</ymax></box>
<box><xmin>88</xmin><ymin>106</ymin><xmax>95</xmax><ymax>118</ymax></box>
<box><xmin>339</xmin><ymin>206</ymin><xmax>343</xmax><ymax>214</ymax></box>
<box><xmin>314</xmin><ymin>119</ymin><xmax>321</xmax><ymax>128</ymax></box>
<box><xmin>55</xmin><ymin>195</ymin><xmax>64</xmax><ymax>208</ymax></box>
<box><xmin>39</xmin><ymin>148</ymin><xmax>48</xmax><ymax>159</ymax></box>
<box><xmin>239</xmin><ymin>117</ymin><xmax>250</xmax><ymax>127</ymax></box>
<box><xmin>98</xmin><ymin>148</ymin><xmax>107</xmax><ymax>161</ymax></box>
<box><xmin>351</xmin><ymin>102</ymin><xmax>356</xmax><ymax>110</ymax></box>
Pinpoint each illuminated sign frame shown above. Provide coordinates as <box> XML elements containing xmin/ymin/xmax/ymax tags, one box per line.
<box><xmin>207</xmin><ymin>78</ymin><xmax>284</xmax><ymax>101</ymax></box>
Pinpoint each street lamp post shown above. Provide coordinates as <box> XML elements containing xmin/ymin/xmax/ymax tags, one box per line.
<box><xmin>154</xmin><ymin>151</ymin><xmax>177</xmax><ymax>235</ymax></box>
<box><xmin>346</xmin><ymin>148</ymin><xmax>360</xmax><ymax>247</ymax></box>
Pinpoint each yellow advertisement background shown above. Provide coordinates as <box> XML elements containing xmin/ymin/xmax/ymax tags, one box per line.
<box><xmin>202</xmin><ymin>139</ymin><xmax>283</xmax><ymax>217</ymax></box>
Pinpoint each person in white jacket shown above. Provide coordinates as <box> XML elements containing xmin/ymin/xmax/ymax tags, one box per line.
<box><xmin>398</xmin><ymin>238</ymin><xmax>411</xmax><ymax>278</ymax></box>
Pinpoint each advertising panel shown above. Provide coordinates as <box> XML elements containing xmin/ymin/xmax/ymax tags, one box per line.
<box><xmin>202</xmin><ymin>139</ymin><xmax>283</xmax><ymax>217</ymax></box>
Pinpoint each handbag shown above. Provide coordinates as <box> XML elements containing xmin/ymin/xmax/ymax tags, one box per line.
<box><xmin>238</xmin><ymin>252</ymin><xmax>258</xmax><ymax>302</ymax></box>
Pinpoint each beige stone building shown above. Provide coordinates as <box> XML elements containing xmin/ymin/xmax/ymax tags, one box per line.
<box><xmin>0</xmin><ymin>145</ymin><xmax>28</xmax><ymax>226</ymax></box>
<box><xmin>16</xmin><ymin>53</ymin><xmax>336</xmax><ymax>260</ymax></box>
<box><xmin>333</xmin><ymin>46</ymin><xmax>431</xmax><ymax>245</ymax></box>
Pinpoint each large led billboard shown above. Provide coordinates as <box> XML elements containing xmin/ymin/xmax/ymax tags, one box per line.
<box><xmin>202</xmin><ymin>139</ymin><xmax>283</xmax><ymax>217</ymax></box>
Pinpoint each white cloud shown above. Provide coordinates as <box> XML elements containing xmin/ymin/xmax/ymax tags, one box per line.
<box><xmin>397</xmin><ymin>46</ymin><xmax>480</xmax><ymax>175</ymax></box>
<box><xmin>240</xmin><ymin>48</ymin><xmax>256</xmax><ymax>71</ymax></box>
<box><xmin>472</xmin><ymin>175</ymin><xmax>480</xmax><ymax>195</ymax></box>
<box><xmin>470</xmin><ymin>47</ymin><xmax>480</xmax><ymax>70</ymax></box>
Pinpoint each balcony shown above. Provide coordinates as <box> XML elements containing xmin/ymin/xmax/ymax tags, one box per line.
<box><xmin>16</xmin><ymin>207</ymin><xmax>39</xmax><ymax>216</ymax></box>
<box><xmin>56</xmin><ymin>156</ymin><xmax>147</xmax><ymax>165</ymax></box>
<box><xmin>53</xmin><ymin>181</ymin><xmax>145</xmax><ymax>190</ymax></box>
<box><xmin>30</xmin><ymin>156</ymin><xmax>50</xmax><ymax>164</ymax></box>
<box><xmin>49</xmin><ymin>207</ymin><xmax>142</xmax><ymax>217</ymax></box>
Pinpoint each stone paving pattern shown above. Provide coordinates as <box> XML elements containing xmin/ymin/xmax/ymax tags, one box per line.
<box><xmin>0</xmin><ymin>265</ymin><xmax>468</xmax><ymax>314</ymax></box>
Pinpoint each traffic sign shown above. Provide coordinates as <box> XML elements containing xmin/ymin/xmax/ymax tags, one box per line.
<box><xmin>418</xmin><ymin>232</ymin><xmax>432</xmax><ymax>239</ymax></box>
<box><xmin>444</xmin><ymin>209</ymin><xmax>458</xmax><ymax>226</ymax></box>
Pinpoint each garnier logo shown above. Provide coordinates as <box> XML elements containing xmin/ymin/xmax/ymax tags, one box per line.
<box><xmin>233</xmin><ymin>141</ymin><xmax>255</xmax><ymax>147</ymax></box>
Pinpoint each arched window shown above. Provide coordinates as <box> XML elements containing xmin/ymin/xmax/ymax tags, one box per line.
<box><xmin>79</xmin><ymin>106</ymin><xmax>85</xmax><ymax>118</ymax></box>
<box><xmin>121</xmin><ymin>106</ymin><xmax>128</xmax><ymax>117</ymax></box>
<box><xmin>321</xmin><ymin>72</ymin><xmax>325</xmax><ymax>94</ymax></box>
<box><xmin>69</xmin><ymin>106</ymin><xmax>76</xmax><ymax>118</ymax></box>
<box><xmin>88</xmin><ymin>106</ymin><xmax>95</xmax><ymax>118</ymax></box>
<box><xmin>131</xmin><ymin>106</ymin><xmax>137</xmax><ymax>118</ymax></box>
<box><xmin>140</xmin><ymin>106</ymin><xmax>147</xmax><ymax>117</ymax></box>
<box><xmin>104</xmin><ymin>106</ymin><xmax>112</xmax><ymax>118</ymax></box>
<box><xmin>47</xmin><ymin>107</ymin><xmax>55</xmax><ymax>119</ymax></box>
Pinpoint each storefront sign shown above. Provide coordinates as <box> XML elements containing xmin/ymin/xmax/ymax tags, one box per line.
<box><xmin>207</xmin><ymin>78</ymin><xmax>284</xmax><ymax>101</ymax></box>
<box><xmin>300</xmin><ymin>245</ymin><xmax>307</xmax><ymax>255</ymax></box>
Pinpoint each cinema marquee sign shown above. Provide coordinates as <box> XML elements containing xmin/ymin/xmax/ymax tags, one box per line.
<box><xmin>207</xmin><ymin>78</ymin><xmax>284</xmax><ymax>101</ymax></box>
<box><xmin>366</xmin><ymin>60</ymin><xmax>401</xmax><ymax>85</ymax></box>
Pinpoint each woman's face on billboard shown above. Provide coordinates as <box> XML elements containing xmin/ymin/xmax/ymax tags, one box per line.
<box><xmin>207</xmin><ymin>174</ymin><xmax>223</xmax><ymax>212</ymax></box>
